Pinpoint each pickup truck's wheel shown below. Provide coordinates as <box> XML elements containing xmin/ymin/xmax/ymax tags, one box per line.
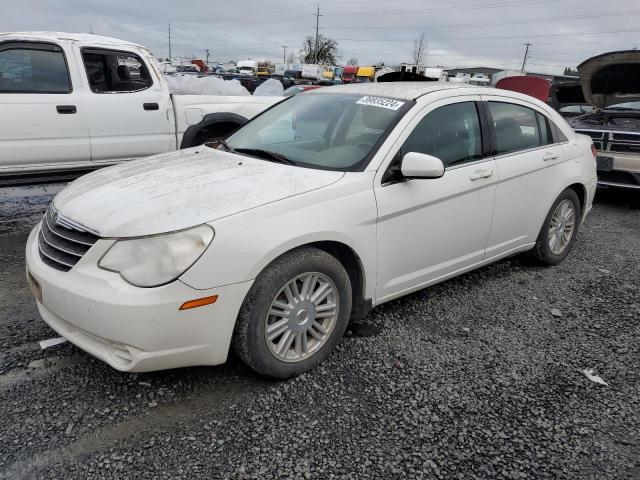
<box><xmin>533</xmin><ymin>188</ymin><xmax>581</xmax><ymax>266</ymax></box>
<box><xmin>233</xmin><ymin>247</ymin><xmax>352</xmax><ymax>379</ymax></box>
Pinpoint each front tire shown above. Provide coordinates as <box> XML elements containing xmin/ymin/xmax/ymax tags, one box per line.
<box><xmin>533</xmin><ymin>188</ymin><xmax>581</xmax><ymax>266</ymax></box>
<box><xmin>233</xmin><ymin>247</ymin><xmax>352</xmax><ymax>379</ymax></box>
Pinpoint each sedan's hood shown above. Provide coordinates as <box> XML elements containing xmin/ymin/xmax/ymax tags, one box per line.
<box><xmin>578</xmin><ymin>50</ymin><xmax>640</xmax><ymax>108</ymax></box>
<box><xmin>53</xmin><ymin>148</ymin><xmax>344</xmax><ymax>237</ymax></box>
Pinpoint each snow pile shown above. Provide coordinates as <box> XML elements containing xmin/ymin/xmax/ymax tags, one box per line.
<box><xmin>253</xmin><ymin>78</ymin><xmax>284</xmax><ymax>96</ymax></box>
<box><xmin>166</xmin><ymin>75</ymin><xmax>250</xmax><ymax>96</ymax></box>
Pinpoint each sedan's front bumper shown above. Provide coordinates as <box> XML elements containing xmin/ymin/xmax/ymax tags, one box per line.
<box><xmin>25</xmin><ymin>225</ymin><xmax>252</xmax><ymax>372</ymax></box>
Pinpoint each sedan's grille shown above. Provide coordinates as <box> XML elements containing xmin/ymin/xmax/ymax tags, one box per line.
<box><xmin>38</xmin><ymin>205</ymin><xmax>99</xmax><ymax>272</ymax></box>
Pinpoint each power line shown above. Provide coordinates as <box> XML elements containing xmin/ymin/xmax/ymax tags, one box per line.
<box><xmin>322</xmin><ymin>0</ymin><xmax>566</xmax><ymax>17</ymax></box>
<box><xmin>320</xmin><ymin>9</ymin><xmax>640</xmax><ymax>31</ymax></box>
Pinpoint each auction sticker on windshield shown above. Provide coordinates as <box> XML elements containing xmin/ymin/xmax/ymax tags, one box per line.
<box><xmin>356</xmin><ymin>96</ymin><xmax>405</xmax><ymax>110</ymax></box>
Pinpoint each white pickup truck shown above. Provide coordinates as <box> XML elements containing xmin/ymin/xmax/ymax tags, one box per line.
<box><xmin>0</xmin><ymin>32</ymin><xmax>282</xmax><ymax>183</ymax></box>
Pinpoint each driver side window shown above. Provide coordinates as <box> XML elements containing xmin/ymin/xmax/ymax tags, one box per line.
<box><xmin>401</xmin><ymin>102</ymin><xmax>483</xmax><ymax>167</ymax></box>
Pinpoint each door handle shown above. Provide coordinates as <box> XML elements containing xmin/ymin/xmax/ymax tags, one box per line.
<box><xmin>143</xmin><ymin>103</ymin><xmax>159</xmax><ymax>111</ymax></box>
<box><xmin>469</xmin><ymin>169</ymin><xmax>494</xmax><ymax>181</ymax></box>
<box><xmin>543</xmin><ymin>152</ymin><xmax>559</xmax><ymax>161</ymax></box>
<box><xmin>56</xmin><ymin>105</ymin><xmax>77</xmax><ymax>114</ymax></box>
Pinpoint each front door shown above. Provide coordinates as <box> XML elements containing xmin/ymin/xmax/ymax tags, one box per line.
<box><xmin>0</xmin><ymin>41</ymin><xmax>90</xmax><ymax>172</ymax></box>
<box><xmin>375</xmin><ymin>97</ymin><xmax>497</xmax><ymax>302</ymax></box>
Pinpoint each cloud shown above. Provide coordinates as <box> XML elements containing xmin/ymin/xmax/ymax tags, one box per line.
<box><xmin>4</xmin><ymin>0</ymin><xmax>640</xmax><ymax>74</ymax></box>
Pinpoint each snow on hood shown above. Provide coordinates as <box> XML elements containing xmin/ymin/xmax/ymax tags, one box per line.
<box><xmin>578</xmin><ymin>50</ymin><xmax>640</xmax><ymax>108</ymax></box>
<box><xmin>53</xmin><ymin>148</ymin><xmax>344</xmax><ymax>237</ymax></box>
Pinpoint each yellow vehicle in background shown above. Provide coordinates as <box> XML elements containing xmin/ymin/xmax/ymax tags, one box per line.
<box><xmin>356</xmin><ymin>66</ymin><xmax>375</xmax><ymax>82</ymax></box>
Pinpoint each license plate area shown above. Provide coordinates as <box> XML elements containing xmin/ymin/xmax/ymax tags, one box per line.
<box><xmin>27</xmin><ymin>272</ymin><xmax>43</xmax><ymax>303</ymax></box>
<box><xmin>596</xmin><ymin>155</ymin><xmax>614</xmax><ymax>172</ymax></box>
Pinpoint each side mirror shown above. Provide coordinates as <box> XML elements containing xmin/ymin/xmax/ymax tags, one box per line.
<box><xmin>401</xmin><ymin>152</ymin><xmax>445</xmax><ymax>179</ymax></box>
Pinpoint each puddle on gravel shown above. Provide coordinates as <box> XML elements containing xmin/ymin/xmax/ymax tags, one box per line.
<box><xmin>0</xmin><ymin>353</ymin><xmax>85</xmax><ymax>388</ymax></box>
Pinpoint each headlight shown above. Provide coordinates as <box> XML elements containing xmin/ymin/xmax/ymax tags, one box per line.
<box><xmin>98</xmin><ymin>225</ymin><xmax>214</xmax><ymax>287</ymax></box>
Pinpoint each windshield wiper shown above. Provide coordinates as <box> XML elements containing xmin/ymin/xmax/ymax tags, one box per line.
<box><xmin>233</xmin><ymin>148</ymin><xmax>297</xmax><ymax>166</ymax></box>
<box><xmin>211</xmin><ymin>139</ymin><xmax>235</xmax><ymax>152</ymax></box>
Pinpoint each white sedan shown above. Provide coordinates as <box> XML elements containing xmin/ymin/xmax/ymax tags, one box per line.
<box><xmin>26</xmin><ymin>82</ymin><xmax>597</xmax><ymax>378</ymax></box>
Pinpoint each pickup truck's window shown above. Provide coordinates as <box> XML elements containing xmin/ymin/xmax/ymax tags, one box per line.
<box><xmin>401</xmin><ymin>102</ymin><xmax>482</xmax><ymax>167</ymax></box>
<box><xmin>0</xmin><ymin>46</ymin><xmax>71</xmax><ymax>93</ymax></box>
<box><xmin>489</xmin><ymin>102</ymin><xmax>541</xmax><ymax>155</ymax></box>
<box><xmin>226</xmin><ymin>93</ymin><xmax>411</xmax><ymax>171</ymax></box>
<box><xmin>82</xmin><ymin>49</ymin><xmax>152</xmax><ymax>93</ymax></box>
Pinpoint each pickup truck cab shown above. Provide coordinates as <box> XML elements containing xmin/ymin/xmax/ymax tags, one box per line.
<box><xmin>0</xmin><ymin>32</ymin><xmax>281</xmax><ymax>181</ymax></box>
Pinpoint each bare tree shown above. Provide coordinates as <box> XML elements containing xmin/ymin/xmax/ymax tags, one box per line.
<box><xmin>301</xmin><ymin>34</ymin><xmax>340</xmax><ymax>65</ymax></box>
<box><xmin>286</xmin><ymin>52</ymin><xmax>297</xmax><ymax>65</ymax></box>
<box><xmin>347</xmin><ymin>57</ymin><xmax>359</xmax><ymax>65</ymax></box>
<box><xmin>412</xmin><ymin>32</ymin><xmax>427</xmax><ymax>67</ymax></box>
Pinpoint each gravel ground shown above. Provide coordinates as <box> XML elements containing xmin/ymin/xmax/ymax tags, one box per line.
<box><xmin>0</xmin><ymin>185</ymin><xmax>638</xmax><ymax>480</ymax></box>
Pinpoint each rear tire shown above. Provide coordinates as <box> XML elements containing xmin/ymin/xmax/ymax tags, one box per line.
<box><xmin>233</xmin><ymin>247</ymin><xmax>352</xmax><ymax>379</ymax></box>
<box><xmin>533</xmin><ymin>188</ymin><xmax>581</xmax><ymax>266</ymax></box>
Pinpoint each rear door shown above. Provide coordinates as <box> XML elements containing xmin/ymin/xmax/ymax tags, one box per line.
<box><xmin>79</xmin><ymin>47</ymin><xmax>172</xmax><ymax>164</ymax></box>
<box><xmin>374</xmin><ymin>96</ymin><xmax>498</xmax><ymax>302</ymax></box>
<box><xmin>481</xmin><ymin>96</ymin><xmax>569</xmax><ymax>259</ymax></box>
<box><xmin>0</xmin><ymin>41</ymin><xmax>90</xmax><ymax>172</ymax></box>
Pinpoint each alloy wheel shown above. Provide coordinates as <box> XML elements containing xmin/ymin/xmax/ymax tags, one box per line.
<box><xmin>548</xmin><ymin>199</ymin><xmax>576</xmax><ymax>255</ymax></box>
<box><xmin>264</xmin><ymin>272</ymin><xmax>339</xmax><ymax>363</ymax></box>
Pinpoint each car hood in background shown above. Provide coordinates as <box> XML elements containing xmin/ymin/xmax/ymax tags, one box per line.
<box><xmin>53</xmin><ymin>148</ymin><xmax>344</xmax><ymax>237</ymax></box>
<box><xmin>578</xmin><ymin>50</ymin><xmax>640</xmax><ymax>108</ymax></box>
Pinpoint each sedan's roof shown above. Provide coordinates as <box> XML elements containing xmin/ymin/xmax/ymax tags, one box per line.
<box><xmin>306</xmin><ymin>81</ymin><xmax>475</xmax><ymax>100</ymax></box>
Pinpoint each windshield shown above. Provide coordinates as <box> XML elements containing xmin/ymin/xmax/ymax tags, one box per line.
<box><xmin>225</xmin><ymin>93</ymin><xmax>410</xmax><ymax>171</ymax></box>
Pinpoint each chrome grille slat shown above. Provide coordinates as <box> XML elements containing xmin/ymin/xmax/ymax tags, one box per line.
<box><xmin>39</xmin><ymin>223</ymin><xmax>85</xmax><ymax>257</ymax></box>
<box><xmin>44</xmin><ymin>213</ymin><xmax>93</xmax><ymax>247</ymax></box>
<box><xmin>38</xmin><ymin>205</ymin><xmax>100</xmax><ymax>272</ymax></box>
<box><xmin>38</xmin><ymin>236</ymin><xmax>76</xmax><ymax>268</ymax></box>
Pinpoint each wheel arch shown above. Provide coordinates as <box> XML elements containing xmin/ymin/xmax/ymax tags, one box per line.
<box><xmin>180</xmin><ymin>112</ymin><xmax>248</xmax><ymax>148</ymax></box>
<box><xmin>254</xmin><ymin>239</ymin><xmax>372</xmax><ymax>321</ymax></box>
<box><xmin>567</xmin><ymin>182</ymin><xmax>587</xmax><ymax>219</ymax></box>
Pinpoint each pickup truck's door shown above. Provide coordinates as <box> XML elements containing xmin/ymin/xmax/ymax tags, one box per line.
<box><xmin>79</xmin><ymin>47</ymin><xmax>173</xmax><ymax>163</ymax></box>
<box><xmin>0</xmin><ymin>42</ymin><xmax>90</xmax><ymax>172</ymax></box>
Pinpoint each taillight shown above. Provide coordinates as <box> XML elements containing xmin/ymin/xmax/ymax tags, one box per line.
<box><xmin>591</xmin><ymin>144</ymin><xmax>597</xmax><ymax>159</ymax></box>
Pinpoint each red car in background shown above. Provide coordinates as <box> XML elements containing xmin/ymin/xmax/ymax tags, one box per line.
<box><xmin>495</xmin><ymin>75</ymin><xmax>551</xmax><ymax>103</ymax></box>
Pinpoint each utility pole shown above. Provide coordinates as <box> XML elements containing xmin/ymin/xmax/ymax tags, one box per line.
<box><xmin>282</xmin><ymin>45</ymin><xmax>287</xmax><ymax>65</ymax></box>
<box><xmin>168</xmin><ymin>23</ymin><xmax>172</xmax><ymax>64</ymax></box>
<box><xmin>314</xmin><ymin>4</ymin><xmax>321</xmax><ymax>64</ymax></box>
<box><xmin>204</xmin><ymin>49</ymin><xmax>211</xmax><ymax>67</ymax></box>
<box><xmin>521</xmin><ymin>42</ymin><xmax>532</xmax><ymax>71</ymax></box>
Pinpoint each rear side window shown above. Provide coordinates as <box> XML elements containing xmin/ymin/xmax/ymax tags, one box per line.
<box><xmin>536</xmin><ymin>112</ymin><xmax>552</xmax><ymax>145</ymax></box>
<box><xmin>0</xmin><ymin>43</ymin><xmax>71</xmax><ymax>93</ymax></box>
<box><xmin>489</xmin><ymin>102</ymin><xmax>541</xmax><ymax>155</ymax></box>
<box><xmin>401</xmin><ymin>102</ymin><xmax>483</xmax><ymax>167</ymax></box>
<box><xmin>82</xmin><ymin>49</ymin><xmax>152</xmax><ymax>93</ymax></box>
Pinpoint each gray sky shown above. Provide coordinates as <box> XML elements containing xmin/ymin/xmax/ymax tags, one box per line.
<box><xmin>3</xmin><ymin>0</ymin><xmax>640</xmax><ymax>74</ymax></box>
